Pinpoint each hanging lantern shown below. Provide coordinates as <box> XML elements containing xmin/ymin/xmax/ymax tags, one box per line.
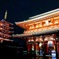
<box><xmin>47</xmin><ymin>41</ymin><xmax>54</xmax><ymax>47</ymax></box>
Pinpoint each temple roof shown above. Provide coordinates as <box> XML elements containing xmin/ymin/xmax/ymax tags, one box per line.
<box><xmin>15</xmin><ymin>8</ymin><xmax>59</xmax><ymax>29</ymax></box>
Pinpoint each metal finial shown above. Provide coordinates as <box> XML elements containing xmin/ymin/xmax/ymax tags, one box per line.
<box><xmin>4</xmin><ymin>10</ymin><xmax>7</xmax><ymax>20</ymax></box>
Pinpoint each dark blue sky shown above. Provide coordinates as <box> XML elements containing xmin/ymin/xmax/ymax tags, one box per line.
<box><xmin>0</xmin><ymin>0</ymin><xmax>59</xmax><ymax>33</ymax></box>
<box><xmin>0</xmin><ymin>0</ymin><xmax>59</xmax><ymax>23</ymax></box>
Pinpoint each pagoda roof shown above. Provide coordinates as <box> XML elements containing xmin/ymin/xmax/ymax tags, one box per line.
<box><xmin>0</xmin><ymin>19</ymin><xmax>13</xmax><ymax>25</ymax></box>
<box><xmin>15</xmin><ymin>8</ymin><xmax>59</xmax><ymax>29</ymax></box>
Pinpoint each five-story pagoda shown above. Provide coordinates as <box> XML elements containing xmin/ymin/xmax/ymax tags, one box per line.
<box><xmin>0</xmin><ymin>10</ymin><xmax>13</xmax><ymax>43</ymax></box>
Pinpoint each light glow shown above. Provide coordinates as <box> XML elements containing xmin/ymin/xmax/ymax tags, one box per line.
<box><xmin>36</xmin><ymin>25</ymin><xmax>39</xmax><ymax>28</ymax></box>
<box><xmin>54</xmin><ymin>21</ymin><xmax>58</xmax><ymax>24</ymax></box>
<box><xmin>28</xmin><ymin>39</ymin><xmax>31</xmax><ymax>42</ymax></box>
<box><xmin>39</xmin><ymin>43</ymin><xmax>42</xmax><ymax>47</ymax></box>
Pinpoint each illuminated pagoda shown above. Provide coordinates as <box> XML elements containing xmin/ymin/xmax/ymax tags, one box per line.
<box><xmin>13</xmin><ymin>8</ymin><xmax>59</xmax><ymax>58</ymax></box>
<box><xmin>0</xmin><ymin>10</ymin><xmax>13</xmax><ymax>43</ymax></box>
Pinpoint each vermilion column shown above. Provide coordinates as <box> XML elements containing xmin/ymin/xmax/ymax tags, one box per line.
<box><xmin>27</xmin><ymin>43</ymin><xmax>32</xmax><ymax>52</ymax></box>
<box><xmin>57</xmin><ymin>43</ymin><xmax>59</xmax><ymax>54</ymax></box>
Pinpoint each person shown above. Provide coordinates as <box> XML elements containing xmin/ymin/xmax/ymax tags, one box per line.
<box><xmin>51</xmin><ymin>47</ymin><xmax>56</xmax><ymax>59</ymax></box>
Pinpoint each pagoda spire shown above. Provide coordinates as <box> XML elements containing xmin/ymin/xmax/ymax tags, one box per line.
<box><xmin>4</xmin><ymin>10</ymin><xmax>7</xmax><ymax>20</ymax></box>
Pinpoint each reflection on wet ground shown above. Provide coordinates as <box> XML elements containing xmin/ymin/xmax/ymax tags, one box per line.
<box><xmin>18</xmin><ymin>53</ymin><xmax>57</xmax><ymax>59</ymax></box>
<box><xmin>0</xmin><ymin>50</ymin><xmax>58</xmax><ymax>59</ymax></box>
<box><xmin>0</xmin><ymin>45</ymin><xmax>58</xmax><ymax>59</ymax></box>
<box><xmin>19</xmin><ymin>56</ymin><xmax>57</xmax><ymax>59</ymax></box>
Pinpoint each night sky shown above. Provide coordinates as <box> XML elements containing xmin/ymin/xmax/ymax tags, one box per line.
<box><xmin>0</xmin><ymin>0</ymin><xmax>59</xmax><ymax>23</ymax></box>
<box><xmin>0</xmin><ymin>0</ymin><xmax>59</xmax><ymax>46</ymax></box>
